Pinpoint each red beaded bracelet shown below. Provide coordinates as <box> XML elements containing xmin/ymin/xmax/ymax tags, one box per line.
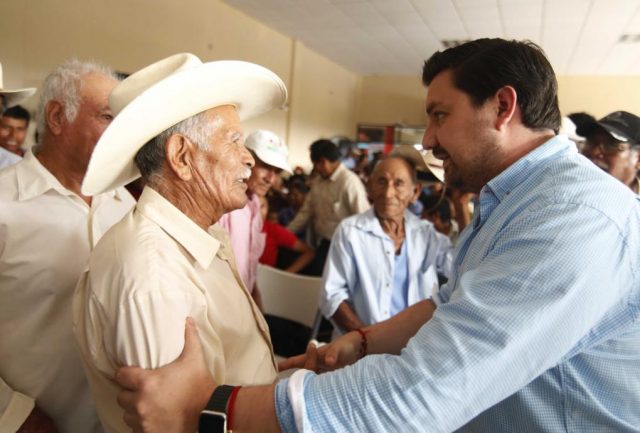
<box><xmin>227</xmin><ymin>385</ymin><xmax>242</xmax><ymax>431</ymax></box>
<box><xmin>355</xmin><ymin>328</ymin><xmax>367</xmax><ymax>359</ymax></box>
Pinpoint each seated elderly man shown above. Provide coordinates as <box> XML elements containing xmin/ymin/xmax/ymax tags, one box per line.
<box><xmin>73</xmin><ymin>53</ymin><xmax>287</xmax><ymax>433</ymax></box>
<box><xmin>320</xmin><ymin>148</ymin><xmax>452</xmax><ymax>333</ymax></box>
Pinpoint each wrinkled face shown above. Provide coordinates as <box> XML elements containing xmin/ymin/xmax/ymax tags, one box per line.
<box><xmin>582</xmin><ymin>129</ymin><xmax>639</xmax><ymax>186</ymax></box>
<box><xmin>422</xmin><ymin>70</ymin><xmax>502</xmax><ymax>193</ymax></box>
<box><xmin>369</xmin><ymin>157</ymin><xmax>419</xmax><ymax>221</ymax></box>
<box><xmin>63</xmin><ymin>72</ymin><xmax>118</xmax><ymax>173</ymax></box>
<box><xmin>246</xmin><ymin>156</ymin><xmax>281</xmax><ymax>197</ymax></box>
<box><xmin>0</xmin><ymin>116</ymin><xmax>28</xmax><ymax>154</ymax></box>
<box><xmin>190</xmin><ymin>105</ymin><xmax>255</xmax><ymax>214</ymax></box>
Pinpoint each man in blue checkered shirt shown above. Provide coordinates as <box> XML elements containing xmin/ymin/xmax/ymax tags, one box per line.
<box><xmin>115</xmin><ymin>39</ymin><xmax>640</xmax><ymax>433</ymax></box>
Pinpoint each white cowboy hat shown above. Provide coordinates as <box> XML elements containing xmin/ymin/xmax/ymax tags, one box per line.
<box><xmin>391</xmin><ymin>145</ymin><xmax>445</xmax><ymax>182</ymax></box>
<box><xmin>82</xmin><ymin>53</ymin><xmax>287</xmax><ymax>195</ymax></box>
<box><xmin>0</xmin><ymin>63</ymin><xmax>36</xmax><ymax>108</ymax></box>
<box><xmin>245</xmin><ymin>129</ymin><xmax>292</xmax><ymax>173</ymax></box>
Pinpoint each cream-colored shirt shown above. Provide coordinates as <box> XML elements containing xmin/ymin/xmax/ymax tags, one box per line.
<box><xmin>73</xmin><ymin>187</ymin><xmax>277</xmax><ymax>433</ymax></box>
<box><xmin>0</xmin><ymin>151</ymin><xmax>134</xmax><ymax>433</ymax></box>
<box><xmin>288</xmin><ymin>163</ymin><xmax>370</xmax><ymax>241</ymax></box>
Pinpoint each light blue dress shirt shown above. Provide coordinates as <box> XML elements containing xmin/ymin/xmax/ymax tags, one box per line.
<box><xmin>275</xmin><ymin>135</ymin><xmax>640</xmax><ymax>432</ymax></box>
<box><xmin>319</xmin><ymin>208</ymin><xmax>452</xmax><ymax>327</ymax></box>
<box><xmin>390</xmin><ymin>241</ymin><xmax>409</xmax><ymax>316</ymax></box>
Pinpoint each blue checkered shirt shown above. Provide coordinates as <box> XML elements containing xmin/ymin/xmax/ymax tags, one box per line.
<box><xmin>275</xmin><ymin>135</ymin><xmax>640</xmax><ymax>432</ymax></box>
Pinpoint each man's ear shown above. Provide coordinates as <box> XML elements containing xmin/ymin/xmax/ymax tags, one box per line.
<box><xmin>165</xmin><ymin>134</ymin><xmax>195</xmax><ymax>181</ymax></box>
<box><xmin>412</xmin><ymin>181</ymin><xmax>422</xmax><ymax>202</ymax></box>
<box><xmin>45</xmin><ymin>101</ymin><xmax>65</xmax><ymax>136</ymax></box>
<box><xmin>494</xmin><ymin>85</ymin><xmax>518</xmax><ymax>130</ymax></box>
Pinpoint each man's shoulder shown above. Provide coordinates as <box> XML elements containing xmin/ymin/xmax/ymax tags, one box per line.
<box><xmin>88</xmin><ymin>209</ymin><xmax>194</xmax><ymax>304</ymax></box>
<box><xmin>336</xmin><ymin>164</ymin><xmax>363</xmax><ymax>185</ymax></box>
<box><xmin>0</xmin><ymin>163</ymin><xmax>20</xmax><ymax>200</ymax></box>
<box><xmin>0</xmin><ymin>147</ymin><xmax>21</xmax><ymax>170</ymax></box>
<box><xmin>337</xmin><ymin>209</ymin><xmax>375</xmax><ymax>232</ymax></box>
<box><xmin>533</xmin><ymin>153</ymin><xmax>637</xmax><ymax>217</ymax></box>
<box><xmin>90</xmin><ymin>210</ymin><xmax>173</xmax><ymax>276</ymax></box>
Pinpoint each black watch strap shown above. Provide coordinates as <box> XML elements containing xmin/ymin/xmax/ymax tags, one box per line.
<box><xmin>206</xmin><ymin>385</ymin><xmax>235</xmax><ymax>414</ymax></box>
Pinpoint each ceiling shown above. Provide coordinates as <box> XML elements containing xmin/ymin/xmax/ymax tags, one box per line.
<box><xmin>223</xmin><ymin>0</ymin><xmax>640</xmax><ymax>75</ymax></box>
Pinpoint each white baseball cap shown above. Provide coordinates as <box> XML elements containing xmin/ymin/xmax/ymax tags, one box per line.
<box><xmin>245</xmin><ymin>129</ymin><xmax>292</xmax><ymax>174</ymax></box>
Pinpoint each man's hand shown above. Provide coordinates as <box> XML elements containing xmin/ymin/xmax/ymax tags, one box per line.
<box><xmin>17</xmin><ymin>406</ymin><xmax>58</xmax><ymax>433</ymax></box>
<box><xmin>115</xmin><ymin>318</ymin><xmax>214</xmax><ymax>433</ymax></box>
<box><xmin>278</xmin><ymin>331</ymin><xmax>362</xmax><ymax>373</ymax></box>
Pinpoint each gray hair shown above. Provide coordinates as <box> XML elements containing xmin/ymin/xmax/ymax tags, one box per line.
<box><xmin>35</xmin><ymin>59</ymin><xmax>116</xmax><ymax>138</ymax></box>
<box><xmin>134</xmin><ymin>110</ymin><xmax>215</xmax><ymax>182</ymax></box>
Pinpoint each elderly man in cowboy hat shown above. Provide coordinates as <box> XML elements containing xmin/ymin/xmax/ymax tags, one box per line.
<box><xmin>72</xmin><ymin>53</ymin><xmax>287</xmax><ymax>433</ymax></box>
<box><xmin>0</xmin><ymin>62</ymin><xmax>35</xmax><ymax>169</ymax></box>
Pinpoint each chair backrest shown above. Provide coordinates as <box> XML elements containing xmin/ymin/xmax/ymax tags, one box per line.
<box><xmin>257</xmin><ymin>264</ymin><xmax>322</xmax><ymax>329</ymax></box>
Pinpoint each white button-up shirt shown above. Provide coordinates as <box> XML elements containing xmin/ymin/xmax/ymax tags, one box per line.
<box><xmin>0</xmin><ymin>151</ymin><xmax>134</xmax><ymax>433</ymax></box>
<box><xmin>320</xmin><ymin>209</ymin><xmax>452</xmax><ymax>326</ymax></box>
<box><xmin>74</xmin><ymin>187</ymin><xmax>277</xmax><ymax>433</ymax></box>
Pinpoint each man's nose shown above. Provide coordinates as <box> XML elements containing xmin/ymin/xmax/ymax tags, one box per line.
<box><xmin>265</xmin><ymin>168</ymin><xmax>278</xmax><ymax>184</ymax></box>
<box><xmin>422</xmin><ymin>126</ymin><xmax>435</xmax><ymax>150</ymax></box>
<box><xmin>241</xmin><ymin>146</ymin><xmax>255</xmax><ymax>168</ymax></box>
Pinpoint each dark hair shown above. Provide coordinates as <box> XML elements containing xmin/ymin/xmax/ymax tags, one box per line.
<box><xmin>2</xmin><ymin>105</ymin><xmax>31</xmax><ymax>124</ymax></box>
<box><xmin>422</xmin><ymin>38</ymin><xmax>561</xmax><ymax>132</ymax></box>
<box><xmin>310</xmin><ymin>139</ymin><xmax>341</xmax><ymax>163</ymax></box>
<box><xmin>420</xmin><ymin>193</ymin><xmax>451</xmax><ymax>221</ymax></box>
<box><xmin>569</xmin><ymin>112</ymin><xmax>597</xmax><ymax>138</ymax></box>
<box><xmin>288</xmin><ymin>178</ymin><xmax>309</xmax><ymax>194</ymax></box>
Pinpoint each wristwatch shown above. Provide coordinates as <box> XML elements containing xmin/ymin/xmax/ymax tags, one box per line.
<box><xmin>199</xmin><ymin>385</ymin><xmax>234</xmax><ymax>433</ymax></box>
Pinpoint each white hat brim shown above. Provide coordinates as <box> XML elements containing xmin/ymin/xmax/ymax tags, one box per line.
<box><xmin>82</xmin><ymin>60</ymin><xmax>287</xmax><ymax>196</ymax></box>
<box><xmin>1</xmin><ymin>88</ymin><xmax>36</xmax><ymax>107</ymax></box>
<box><xmin>391</xmin><ymin>145</ymin><xmax>444</xmax><ymax>182</ymax></box>
<box><xmin>253</xmin><ymin>148</ymin><xmax>292</xmax><ymax>174</ymax></box>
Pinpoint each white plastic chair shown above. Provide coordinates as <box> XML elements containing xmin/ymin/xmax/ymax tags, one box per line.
<box><xmin>257</xmin><ymin>264</ymin><xmax>323</xmax><ymax>332</ymax></box>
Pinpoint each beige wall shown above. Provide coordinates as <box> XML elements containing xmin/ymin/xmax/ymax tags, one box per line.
<box><xmin>0</xmin><ymin>0</ymin><xmax>360</xmax><ymax>167</ymax></box>
<box><xmin>356</xmin><ymin>74</ymin><xmax>640</xmax><ymax>129</ymax></box>
<box><xmin>287</xmin><ymin>41</ymin><xmax>361</xmax><ymax>170</ymax></box>
<box><xmin>557</xmin><ymin>75</ymin><xmax>640</xmax><ymax>118</ymax></box>
<box><xmin>357</xmin><ymin>74</ymin><xmax>427</xmax><ymax>127</ymax></box>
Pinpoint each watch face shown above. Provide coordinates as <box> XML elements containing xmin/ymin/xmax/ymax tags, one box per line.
<box><xmin>199</xmin><ymin>411</ymin><xmax>227</xmax><ymax>433</ymax></box>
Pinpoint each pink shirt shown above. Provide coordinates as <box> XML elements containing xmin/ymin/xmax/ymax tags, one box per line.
<box><xmin>218</xmin><ymin>194</ymin><xmax>265</xmax><ymax>293</ymax></box>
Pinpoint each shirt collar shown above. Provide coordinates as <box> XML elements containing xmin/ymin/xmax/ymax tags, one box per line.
<box><xmin>328</xmin><ymin>162</ymin><xmax>345</xmax><ymax>182</ymax></box>
<box><xmin>135</xmin><ymin>186</ymin><xmax>220</xmax><ymax>269</ymax></box>
<box><xmin>475</xmin><ymin>135</ymin><xmax>575</xmax><ymax>227</ymax></box>
<box><xmin>486</xmin><ymin>135</ymin><xmax>574</xmax><ymax>201</ymax></box>
<box><xmin>16</xmin><ymin>151</ymin><xmax>68</xmax><ymax>201</ymax></box>
<box><xmin>356</xmin><ymin>208</ymin><xmax>418</xmax><ymax>238</ymax></box>
<box><xmin>16</xmin><ymin>150</ymin><xmax>125</xmax><ymax>202</ymax></box>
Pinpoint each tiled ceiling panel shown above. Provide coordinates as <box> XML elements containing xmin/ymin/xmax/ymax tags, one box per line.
<box><xmin>224</xmin><ymin>0</ymin><xmax>640</xmax><ymax>75</ymax></box>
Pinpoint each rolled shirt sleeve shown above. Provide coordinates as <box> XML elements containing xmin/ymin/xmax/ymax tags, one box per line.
<box><xmin>0</xmin><ymin>377</ymin><xmax>34</xmax><ymax>433</ymax></box>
